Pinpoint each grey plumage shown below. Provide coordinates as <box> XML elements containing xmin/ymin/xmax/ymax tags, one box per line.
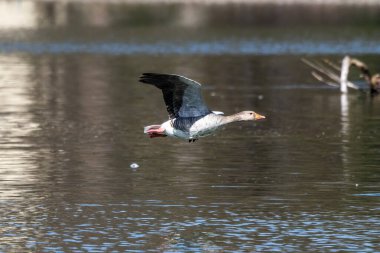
<box><xmin>172</xmin><ymin>113</ymin><xmax>224</xmax><ymax>139</ymax></box>
<box><xmin>139</xmin><ymin>73</ymin><xmax>211</xmax><ymax>119</ymax></box>
<box><xmin>172</xmin><ymin>115</ymin><xmax>219</xmax><ymax>132</ymax></box>
<box><xmin>173</xmin><ymin>116</ymin><xmax>202</xmax><ymax>132</ymax></box>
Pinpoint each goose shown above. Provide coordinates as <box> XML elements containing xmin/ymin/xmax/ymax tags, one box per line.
<box><xmin>350</xmin><ymin>58</ymin><xmax>380</xmax><ymax>94</ymax></box>
<box><xmin>139</xmin><ymin>73</ymin><xmax>265</xmax><ymax>142</ymax></box>
<box><xmin>302</xmin><ymin>57</ymin><xmax>380</xmax><ymax>94</ymax></box>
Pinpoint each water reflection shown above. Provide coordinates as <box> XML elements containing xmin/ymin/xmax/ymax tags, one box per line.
<box><xmin>340</xmin><ymin>93</ymin><xmax>350</xmax><ymax>162</ymax></box>
<box><xmin>1</xmin><ymin>2</ymin><xmax>380</xmax><ymax>55</ymax></box>
<box><xmin>0</xmin><ymin>55</ymin><xmax>40</xmax><ymax>199</ymax></box>
<box><xmin>0</xmin><ymin>2</ymin><xmax>38</xmax><ymax>29</ymax></box>
<box><xmin>2</xmin><ymin>1</ymin><xmax>380</xmax><ymax>30</ymax></box>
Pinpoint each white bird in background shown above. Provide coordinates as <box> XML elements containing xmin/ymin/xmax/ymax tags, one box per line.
<box><xmin>140</xmin><ymin>73</ymin><xmax>265</xmax><ymax>142</ymax></box>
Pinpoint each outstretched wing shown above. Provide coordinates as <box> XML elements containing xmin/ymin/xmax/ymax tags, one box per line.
<box><xmin>139</xmin><ymin>73</ymin><xmax>211</xmax><ymax>118</ymax></box>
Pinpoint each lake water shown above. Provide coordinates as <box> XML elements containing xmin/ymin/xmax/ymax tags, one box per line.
<box><xmin>1</xmin><ymin>2</ymin><xmax>380</xmax><ymax>252</ymax></box>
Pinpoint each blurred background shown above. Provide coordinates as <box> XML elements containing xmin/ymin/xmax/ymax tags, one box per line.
<box><xmin>1</xmin><ymin>1</ymin><xmax>380</xmax><ymax>252</ymax></box>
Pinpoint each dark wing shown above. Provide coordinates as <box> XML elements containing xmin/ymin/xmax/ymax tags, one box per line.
<box><xmin>139</xmin><ymin>73</ymin><xmax>211</xmax><ymax>119</ymax></box>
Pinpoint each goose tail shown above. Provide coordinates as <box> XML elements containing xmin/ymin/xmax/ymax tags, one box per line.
<box><xmin>144</xmin><ymin>125</ymin><xmax>162</xmax><ymax>134</ymax></box>
<box><xmin>144</xmin><ymin>125</ymin><xmax>167</xmax><ymax>138</ymax></box>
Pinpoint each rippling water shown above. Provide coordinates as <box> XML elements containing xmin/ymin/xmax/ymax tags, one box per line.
<box><xmin>1</xmin><ymin>40</ymin><xmax>380</xmax><ymax>55</ymax></box>
<box><xmin>1</xmin><ymin>2</ymin><xmax>380</xmax><ymax>252</ymax></box>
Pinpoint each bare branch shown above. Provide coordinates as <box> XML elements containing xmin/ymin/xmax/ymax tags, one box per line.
<box><xmin>302</xmin><ymin>58</ymin><xmax>359</xmax><ymax>90</ymax></box>
<box><xmin>323</xmin><ymin>59</ymin><xmax>341</xmax><ymax>72</ymax></box>
<box><xmin>311</xmin><ymin>71</ymin><xmax>339</xmax><ymax>87</ymax></box>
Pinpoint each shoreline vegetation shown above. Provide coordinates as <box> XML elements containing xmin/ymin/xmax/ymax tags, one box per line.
<box><xmin>35</xmin><ymin>0</ymin><xmax>380</xmax><ymax>5</ymax></box>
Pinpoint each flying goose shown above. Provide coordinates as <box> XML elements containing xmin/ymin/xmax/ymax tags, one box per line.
<box><xmin>139</xmin><ymin>73</ymin><xmax>265</xmax><ymax>142</ymax></box>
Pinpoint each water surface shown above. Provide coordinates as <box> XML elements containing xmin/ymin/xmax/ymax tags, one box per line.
<box><xmin>0</xmin><ymin>2</ymin><xmax>380</xmax><ymax>252</ymax></box>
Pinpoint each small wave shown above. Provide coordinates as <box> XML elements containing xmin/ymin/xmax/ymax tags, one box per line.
<box><xmin>0</xmin><ymin>40</ymin><xmax>380</xmax><ymax>55</ymax></box>
<box><xmin>353</xmin><ymin>193</ymin><xmax>380</xmax><ymax>197</ymax></box>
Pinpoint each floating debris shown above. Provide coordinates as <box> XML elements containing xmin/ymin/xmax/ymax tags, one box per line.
<box><xmin>130</xmin><ymin>163</ymin><xmax>139</xmax><ymax>169</ymax></box>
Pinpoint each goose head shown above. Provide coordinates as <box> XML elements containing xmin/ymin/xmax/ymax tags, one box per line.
<box><xmin>371</xmin><ymin>74</ymin><xmax>380</xmax><ymax>92</ymax></box>
<box><xmin>236</xmin><ymin>111</ymin><xmax>266</xmax><ymax>121</ymax></box>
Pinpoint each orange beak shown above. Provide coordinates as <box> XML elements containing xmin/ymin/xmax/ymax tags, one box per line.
<box><xmin>255</xmin><ymin>113</ymin><xmax>266</xmax><ymax>120</ymax></box>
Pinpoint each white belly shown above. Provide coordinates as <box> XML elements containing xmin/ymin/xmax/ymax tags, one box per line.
<box><xmin>189</xmin><ymin>123</ymin><xmax>219</xmax><ymax>138</ymax></box>
<box><xmin>161</xmin><ymin>115</ymin><xmax>222</xmax><ymax>140</ymax></box>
